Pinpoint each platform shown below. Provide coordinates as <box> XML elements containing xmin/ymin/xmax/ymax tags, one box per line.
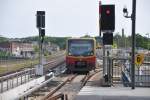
<box><xmin>74</xmin><ymin>71</ymin><xmax>150</xmax><ymax>100</ymax></box>
<box><xmin>0</xmin><ymin>73</ymin><xmax>54</xmax><ymax>100</ymax></box>
<box><xmin>74</xmin><ymin>86</ymin><xmax>150</xmax><ymax>100</ymax></box>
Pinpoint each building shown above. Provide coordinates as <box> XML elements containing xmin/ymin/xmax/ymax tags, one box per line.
<box><xmin>43</xmin><ymin>42</ymin><xmax>60</xmax><ymax>54</ymax></box>
<box><xmin>0</xmin><ymin>41</ymin><xmax>34</xmax><ymax>58</ymax></box>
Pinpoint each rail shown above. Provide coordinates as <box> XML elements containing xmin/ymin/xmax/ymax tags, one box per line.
<box><xmin>42</xmin><ymin>75</ymin><xmax>77</xmax><ymax>100</ymax></box>
<box><xmin>16</xmin><ymin>73</ymin><xmax>54</xmax><ymax>100</ymax></box>
<box><xmin>47</xmin><ymin>93</ymin><xmax>67</xmax><ymax>100</ymax></box>
<box><xmin>0</xmin><ymin>56</ymin><xmax>65</xmax><ymax>93</ymax></box>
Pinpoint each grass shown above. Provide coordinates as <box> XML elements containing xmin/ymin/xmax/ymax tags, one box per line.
<box><xmin>0</xmin><ymin>51</ymin><xmax>65</xmax><ymax>75</ymax></box>
<box><xmin>0</xmin><ymin>59</ymin><xmax>38</xmax><ymax>75</ymax></box>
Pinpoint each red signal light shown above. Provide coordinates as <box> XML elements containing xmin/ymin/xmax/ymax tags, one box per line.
<box><xmin>106</xmin><ymin>9</ymin><xmax>110</xmax><ymax>15</ymax></box>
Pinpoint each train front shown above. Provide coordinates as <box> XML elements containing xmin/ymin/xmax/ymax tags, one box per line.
<box><xmin>66</xmin><ymin>38</ymin><xmax>96</xmax><ymax>73</ymax></box>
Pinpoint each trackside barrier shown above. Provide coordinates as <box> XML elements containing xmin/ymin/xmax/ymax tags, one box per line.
<box><xmin>109</xmin><ymin>55</ymin><xmax>150</xmax><ymax>87</ymax></box>
<box><xmin>134</xmin><ymin>55</ymin><xmax>150</xmax><ymax>87</ymax></box>
<box><xmin>17</xmin><ymin>72</ymin><xmax>54</xmax><ymax>100</ymax></box>
<box><xmin>0</xmin><ymin>68</ymin><xmax>35</xmax><ymax>93</ymax></box>
<box><xmin>109</xmin><ymin>57</ymin><xmax>132</xmax><ymax>86</ymax></box>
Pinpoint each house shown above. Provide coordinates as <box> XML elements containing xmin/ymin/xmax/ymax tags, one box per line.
<box><xmin>0</xmin><ymin>41</ymin><xmax>34</xmax><ymax>58</ymax></box>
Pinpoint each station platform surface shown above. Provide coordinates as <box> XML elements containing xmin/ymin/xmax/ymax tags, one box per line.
<box><xmin>74</xmin><ymin>70</ymin><xmax>150</xmax><ymax>100</ymax></box>
<box><xmin>74</xmin><ymin>86</ymin><xmax>150</xmax><ymax>100</ymax></box>
<box><xmin>0</xmin><ymin>76</ymin><xmax>46</xmax><ymax>100</ymax></box>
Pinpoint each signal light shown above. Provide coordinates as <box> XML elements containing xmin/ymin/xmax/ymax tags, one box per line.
<box><xmin>103</xmin><ymin>33</ymin><xmax>113</xmax><ymax>45</ymax></box>
<box><xmin>101</xmin><ymin>5</ymin><xmax>115</xmax><ymax>31</ymax></box>
<box><xmin>40</xmin><ymin>29</ymin><xmax>45</xmax><ymax>37</ymax></box>
<box><xmin>40</xmin><ymin>29</ymin><xmax>45</xmax><ymax>43</ymax></box>
<box><xmin>36</xmin><ymin>11</ymin><xmax>45</xmax><ymax>28</ymax></box>
<box><xmin>106</xmin><ymin>10</ymin><xmax>110</xmax><ymax>15</ymax></box>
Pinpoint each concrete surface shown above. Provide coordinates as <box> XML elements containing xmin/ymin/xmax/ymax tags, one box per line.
<box><xmin>74</xmin><ymin>86</ymin><xmax>150</xmax><ymax>100</ymax></box>
<box><xmin>0</xmin><ymin>76</ymin><xmax>46</xmax><ymax>100</ymax></box>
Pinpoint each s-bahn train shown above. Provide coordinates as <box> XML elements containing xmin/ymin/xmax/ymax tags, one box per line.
<box><xmin>66</xmin><ymin>38</ymin><xmax>96</xmax><ymax>73</ymax></box>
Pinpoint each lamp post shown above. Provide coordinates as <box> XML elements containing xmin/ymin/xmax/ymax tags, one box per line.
<box><xmin>123</xmin><ymin>0</ymin><xmax>136</xmax><ymax>89</ymax></box>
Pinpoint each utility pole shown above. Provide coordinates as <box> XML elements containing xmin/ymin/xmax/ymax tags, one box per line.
<box><xmin>123</xmin><ymin>0</ymin><xmax>136</xmax><ymax>89</ymax></box>
<box><xmin>122</xmin><ymin>29</ymin><xmax>125</xmax><ymax>48</ymax></box>
<box><xmin>131</xmin><ymin>0</ymin><xmax>136</xmax><ymax>89</ymax></box>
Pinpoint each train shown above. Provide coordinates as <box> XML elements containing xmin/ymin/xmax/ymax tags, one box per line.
<box><xmin>66</xmin><ymin>38</ymin><xmax>96</xmax><ymax>73</ymax></box>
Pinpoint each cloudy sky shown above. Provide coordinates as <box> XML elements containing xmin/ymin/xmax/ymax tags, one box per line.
<box><xmin>0</xmin><ymin>0</ymin><xmax>150</xmax><ymax>38</ymax></box>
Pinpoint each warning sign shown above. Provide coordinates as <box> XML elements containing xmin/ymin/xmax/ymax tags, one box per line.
<box><xmin>135</xmin><ymin>53</ymin><xmax>144</xmax><ymax>66</ymax></box>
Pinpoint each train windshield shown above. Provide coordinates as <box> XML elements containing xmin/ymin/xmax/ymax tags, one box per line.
<box><xmin>68</xmin><ymin>40</ymin><xmax>94</xmax><ymax>56</ymax></box>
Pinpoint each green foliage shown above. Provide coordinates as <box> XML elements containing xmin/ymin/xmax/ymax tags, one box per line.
<box><xmin>33</xmin><ymin>45</ymin><xmax>39</xmax><ymax>52</ymax></box>
<box><xmin>0</xmin><ymin>33</ymin><xmax>149</xmax><ymax>50</ymax></box>
<box><xmin>81</xmin><ymin>35</ymin><xmax>91</xmax><ymax>38</ymax></box>
<box><xmin>44</xmin><ymin>36</ymin><xmax>69</xmax><ymax>49</ymax></box>
<box><xmin>0</xmin><ymin>51</ymin><xmax>12</xmax><ymax>57</ymax></box>
<box><xmin>0</xmin><ymin>36</ymin><xmax>8</xmax><ymax>43</ymax></box>
<box><xmin>21</xmin><ymin>36</ymin><xmax>69</xmax><ymax>49</ymax></box>
<box><xmin>136</xmin><ymin>33</ymin><xmax>149</xmax><ymax>50</ymax></box>
<box><xmin>113</xmin><ymin>33</ymin><xmax>150</xmax><ymax>49</ymax></box>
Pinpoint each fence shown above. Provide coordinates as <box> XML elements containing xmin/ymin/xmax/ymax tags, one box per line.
<box><xmin>109</xmin><ymin>55</ymin><xmax>150</xmax><ymax>87</ymax></box>
<box><xmin>0</xmin><ymin>68</ymin><xmax>35</xmax><ymax>93</ymax></box>
<box><xmin>135</xmin><ymin>55</ymin><xmax>150</xmax><ymax>87</ymax></box>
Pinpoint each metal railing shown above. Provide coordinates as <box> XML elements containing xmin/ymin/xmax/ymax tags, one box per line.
<box><xmin>110</xmin><ymin>57</ymin><xmax>131</xmax><ymax>86</ymax></box>
<box><xmin>109</xmin><ymin>55</ymin><xmax>150</xmax><ymax>87</ymax></box>
<box><xmin>0</xmin><ymin>68</ymin><xmax>35</xmax><ymax>93</ymax></box>
<box><xmin>135</xmin><ymin>55</ymin><xmax>150</xmax><ymax>87</ymax></box>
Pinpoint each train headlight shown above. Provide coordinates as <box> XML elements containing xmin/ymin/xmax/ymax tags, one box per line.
<box><xmin>68</xmin><ymin>53</ymin><xmax>71</xmax><ymax>55</ymax></box>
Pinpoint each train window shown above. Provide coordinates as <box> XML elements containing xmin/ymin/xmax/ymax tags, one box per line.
<box><xmin>68</xmin><ymin>40</ymin><xmax>94</xmax><ymax>56</ymax></box>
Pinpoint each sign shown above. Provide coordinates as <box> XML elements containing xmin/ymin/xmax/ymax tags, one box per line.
<box><xmin>135</xmin><ymin>53</ymin><xmax>144</xmax><ymax>66</ymax></box>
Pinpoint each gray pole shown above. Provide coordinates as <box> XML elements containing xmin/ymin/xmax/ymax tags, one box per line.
<box><xmin>122</xmin><ymin>29</ymin><xmax>125</xmax><ymax>48</ymax></box>
<box><xmin>148</xmin><ymin>34</ymin><xmax>149</xmax><ymax>51</ymax></box>
<box><xmin>146</xmin><ymin>33</ymin><xmax>150</xmax><ymax>51</ymax></box>
<box><xmin>131</xmin><ymin>0</ymin><xmax>136</xmax><ymax>89</ymax></box>
<box><xmin>39</xmin><ymin>28</ymin><xmax>42</xmax><ymax>68</ymax></box>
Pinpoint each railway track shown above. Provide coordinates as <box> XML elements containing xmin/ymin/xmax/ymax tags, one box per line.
<box><xmin>0</xmin><ymin>51</ymin><xmax>65</xmax><ymax>77</ymax></box>
<box><xmin>0</xmin><ymin>59</ymin><xmax>101</xmax><ymax>100</ymax></box>
<box><xmin>26</xmin><ymin>70</ymin><xmax>100</xmax><ymax>100</ymax></box>
<box><xmin>0</xmin><ymin>52</ymin><xmax>65</xmax><ymax>93</ymax></box>
<box><xmin>0</xmin><ymin>51</ymin><xmax>102</xmax><ymax>100</ymax></box>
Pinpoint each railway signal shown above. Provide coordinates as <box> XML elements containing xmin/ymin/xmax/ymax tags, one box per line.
<box><xmin>36</xmin><ymin>11</ymin><xmax>45</xmax><ymax>28</ymax></box>
<box><xmin>36</xmin><ymin>11</ymin><xmax>46</xmax><ymax>76</ymax></box>
<box><xmin>101</xmin><ymin>5</ymin><xmax>115</xmax><ymax>31</ymax></box>
<box><xmin>99</xmin><ymin>1</ymin><xmax>102</xmax><ymax>36</ymax></box>
<box><xmin>100</xmin><ymin>4</ymin><xmax>115</xmax><ymax>86</ymax></box>
<box><xmin>40</xmin><ymin>28</ymin><xmax>45</xmax><ymax>43</ymax></box>
<box><xmin>103</xmin><ymin>33</ymin><xmax>113</xmax><ymax>45</ymax></box>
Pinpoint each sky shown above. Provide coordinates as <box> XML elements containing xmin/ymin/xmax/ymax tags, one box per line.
<box><xmin>0</xmin><ymin>0</ymin><xmax>150</xmax><ymax>38</ymax></box>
